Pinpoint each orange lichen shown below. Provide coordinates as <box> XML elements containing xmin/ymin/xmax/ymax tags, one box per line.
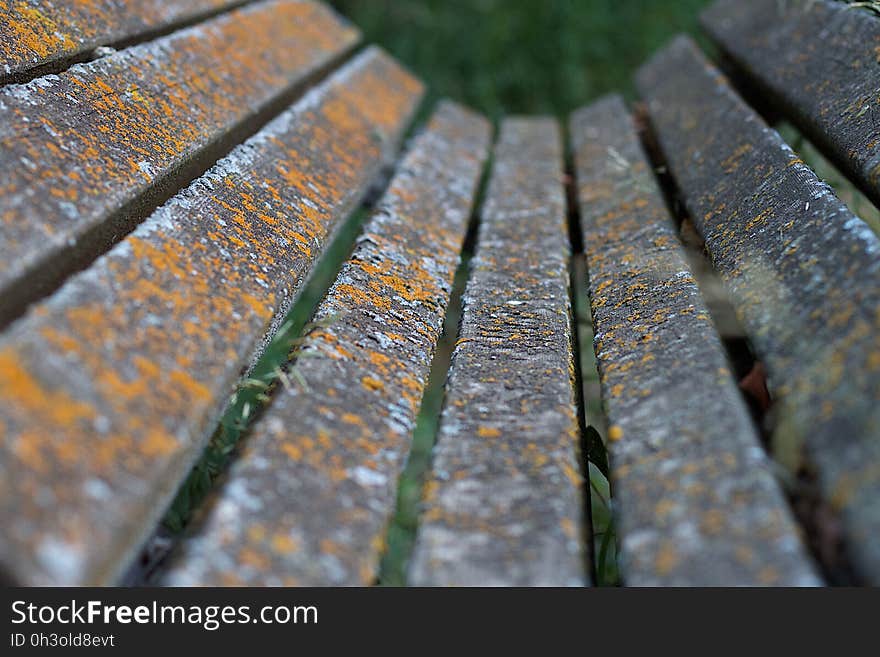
<box><xmin>0</xmin><ymin>41</ymin><xmax>428</xmax><ymax>586</ymax></box>
<box><xmin>3</xmin><ymin>1</ymin><xmax>76</xmax><ymax>61</ymax></box>
<box><xmin>280</xmin><ymin>443</ymin><xmax>303</xmax><ymax>461</ymax></box>
<box><xmin>1</xmin><ymin>0</ymin><xmax>360</xmax><ymax>290</ymax></box>
<box><xmin>361</xmin><ymin>376</ymin><xmax>384</xmax><ymax>392</ymax></box>
<box><xmin>0</xmin><ymin>348</ymin><xmax>96</xmax><ymax>430</ymax></box>
<box><xmin>271</xmin><ymin>534</ymin><xmax>299</xmax><ymax>555</ymax></box>
<box><xmin>655</xmin><ymin>543</ymin><xmax>679</xmax><ymax>576</ymax></box>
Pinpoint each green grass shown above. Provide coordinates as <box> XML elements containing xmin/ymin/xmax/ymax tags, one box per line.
<box><xmin>378</xmin><ymin>251</ymin><xmax>473</xmax><ymax>586</ymax></box>
<box><xmin>330</xmin><ymin>0</ymin><xmax>711</xmax><ymax>122</ymax></box>
<box><xmin>571</xmin><ymin>256</ymin><xmax>619</xmax><ymax>586</ymax></box>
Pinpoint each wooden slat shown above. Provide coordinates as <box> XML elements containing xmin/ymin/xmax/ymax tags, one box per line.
<box><xmin>571</xmin><ymin>95</ymin><xmax>819</xmax><ymax>586</ymax></box>
<box><xmin>0</xmin><ymin>1</ymin><xmax>249</xmax><ymax>83</ymax></box>
<box><xmin>409</xmin><ymin>118</ymin><xmax>587</xmax><ymax>586</ymax></box>
<box><xmin>0</xmin><ymin>0</ymin><xmax>359</xmax><ymax>326</ymax></box>
<box><xmin>702</xmin><ymin>0</ymin><xmax>880</xmax><ymax>206</ymax></box>
<box><xmin>637</xmin><ymin>36</ymin><xmax>880</xmax><ymax>583</ymax></box>
<box><xmin>0</xmin><ymin>47</ymin><xmax>423</xmax><ymax>585</ymax></box>
<box><xmin>164</xmin><ymin>101</ymin><xmax>491</xmax><ymax>586</ymax></box>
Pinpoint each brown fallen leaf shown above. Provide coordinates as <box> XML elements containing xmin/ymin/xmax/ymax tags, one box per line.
<box><xmin>739</xmin><ymin>360</ymin><xmax>771</xmax><ymax>412</ymax></box>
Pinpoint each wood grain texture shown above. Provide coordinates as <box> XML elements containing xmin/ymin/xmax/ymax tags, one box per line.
<box><xmin>0</xmin><ymin>0</ymin><xmax>359</xmax><ymax>325</ymax></box>
<box><xmin>165</xmin><ymin>101</ymin><xmax>490</xmax><ymax>586</ymax></box>
<box><xmin>0</xmin><ymin>1</ymin><xmax>249</xmax><ymax>82</ymax></box>
<box><xmin>0</xmin><ymin>48</ymin><xmax>422</xmax><ymax>585</ymax></box>
<box><xmin>703</xmin><ymin>0</ymin><xmax>880</xmax><ymax>206</ymax></box>
<box><xmin>409</xmin><ymin>118</ymin><xmax>587</xmax><ymax>586</ymax></box>
<box><xmin>572</xmin><ymin>94</ymin><xmax>819</xmax><ymax>586</ymax></box>
<box><xmin>638</xmin><ymin>36</ymin><xmax>880</xmax><ymax>583</ymax></box>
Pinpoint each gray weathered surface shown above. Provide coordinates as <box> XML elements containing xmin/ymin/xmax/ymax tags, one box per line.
<box><xmin>0</xmin><ymin>0</ymin><xmax>359</xmax><ymax>326</ymax></box>
<box><xmin>702</xmin><ymin>0</ymin><xmax>880</xmax><ymax>207</ymax></box>
<box><xmin>0</xmin><ymin>48</ymin><xmax>423</xmax><ymax>585</ymax></box>
<box><xmin>638</xmin><ymin>36</ymin><xmax>880</xmax><ymax>583</ymax></box>
<box><xmin>409</xmin><ymin>118</ymin><xmax>587</xmax><ymax>587</ymax></box>
<box><xmin>572</xmin><ymin>95</ymin><xmax>819</xmax><ymax>586</ymax></box>
<box><xmin>0</xmin><ymin>1</ymin><xmax>248</xmax><ymax>83</ymax></box>
<box><xmin>164</xmin><ymin>101</ymin><xmax>491</xmax><ymax>586</ymax></box>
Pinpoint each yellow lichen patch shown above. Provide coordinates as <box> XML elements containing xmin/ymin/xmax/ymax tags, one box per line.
<box><xmin>0</xmin><ymin>44</ymin><xmax>430</xmax><ymax>586</ymax></box>
<box><xmin>361</xmin><ymin>376</ymin><xmax>384</xmax><ymax>392</ymax></box>
<box><xmin>721</xmin><ymin>143</ymin><xmax>753</xmax><ymax>173</ymax></box>
<box><xmin>270</xmin><ymin>533</ymin><xmax>299</xmax><ymax>555</ymax></box>
<box><xmin>238</xmin><ymin>547</ymin><xmax>270</xmax><ymax>571</ymax></box>
<box><xmin>608</xmin><ymin>425</ymin><xmax>624</xmax><ymax>442</ymax></box>
<box><xmin>334</xmin><ymin>284</ymin><xmax>391</xmax><ymax>312</ymax></box>
<box><xmin>141</xmin><ymin>429</ymin><xmax>178</xmax><ymax>457</ymax></box>
<box><xmin>368</xmin><ymin>352</ymin><xmax>392</xmax><ymax>368</ymax></box>
<box><xmin>655</xmin><ymin>543</ymin><xmax>679</xmax><ymax>576</ymax></box>
<box><xmin>247</xmin><ymin>525</ymin><xmax>267</xmax><ymax>543</ymax></box>
<box><xmin>3</xmin><ymin>1</ymin><xmax>76</xmax><ymax>60</ymax></box>
<box><xmin>561</xmin><ymin>460</ymin><xmax>583</xmax><ymax>487</ymax></box>
<box><xmin>280</xmin><ymin>443</ymin><xmax>303</xmax><ymax>461</ymax></box>
<box><xmin>477</xmin><ymin>427</ymin><xmax>501</xmax><ymax>438</ymax></box>
<box><xmin>340</xmin><ymin>412</ymin><xmax>366</xmax><ymax>427</ymax></box>
<box><xmin>745</xmin><ymin>208</ymin><xmax>773</xmax><ymax>232</ymax></box>
<box><xmin>1</xmin><ymin>350</ymin><xmax>82</xmax><ymax>420</ymax></box>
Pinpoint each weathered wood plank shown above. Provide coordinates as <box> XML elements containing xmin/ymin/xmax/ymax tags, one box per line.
<box><xmin>409</xmin><ymin>118</ymin><xmax>586</xmax><ymax>586</ymax></box>
<box><xmin>638</xmin><ymin>36</ymin><xmax>880</xmax><ymax>583</ymax></box>
<box><xmin>702</xmin><ymin>0</ymin><xmax>880</xmax><ymax>207</ymax></box>
<box><xmin>0</xmin><ymin>0</ymin><xmax>359</xmax><ymax>326</ymax></box>
<box><xmin>164</xmin><ymin>101</ymin><xmax>491</xmax><ymax>586</ymax></box>
<box><xmin>0</xmin><ymin>1</ymin><xmax>249</xmax><ymax>83</ymax></box>
<box><xmin>572</xmin><ymin>94</ymin><xmax>819</xmax><ymax>586</ymax></box>
<box><xmin>0</xmin><ymin>48</ymin><xmax>423</xmax><ymax>585</ymax></box>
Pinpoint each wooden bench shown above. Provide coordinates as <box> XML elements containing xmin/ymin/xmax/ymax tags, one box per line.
<box><xmin>0</xmin><ymin>1</ymin><xmax>261</xmax><ymax>84</ymax></box>
<box><xmin>0</xmin><ymin>0</ymin><xmax>878</xmax><ymax>586</ymax></box>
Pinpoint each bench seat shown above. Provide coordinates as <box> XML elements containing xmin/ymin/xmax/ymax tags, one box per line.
<box><xmin>0</xmin><ymin>1</ymin><xmax>249</xmax><ymax>84</ymax></box>
<box><xmin>0</xmin><ymin>0</ymin><xmax>358</xmax><ymax>327</ymax></box>
<box><xmin>409</xmin><ymin>118</ymin><xmax>587</xmax><ymax>586</ymax></box>
<box><xmin>0</xmin><ymin>45</ymin><xmax>421</xmax><ymax>585</ymax></box>
<box><xmin>571</xmin><ymin>95</ymin><xmax>819</xmax><ymax>586</ymax></box>
<box><xmin>702</xmin><ymin>0</ymin><xmax>880</xmax><ymax>207</ymax></box>
<box><xmin>1</xmin><ymin>0</ymin><xmax>878</xmax><ymax>587</ymax></box>
<box><xmin>638</xmin><ymin>35</ymin><xmax>880</xmax><ymax>582</ymax></box>
<box><xmin>165</xmin><ymin>101</ymin><xmax>490</xmax><ymax>586</ymax></box>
